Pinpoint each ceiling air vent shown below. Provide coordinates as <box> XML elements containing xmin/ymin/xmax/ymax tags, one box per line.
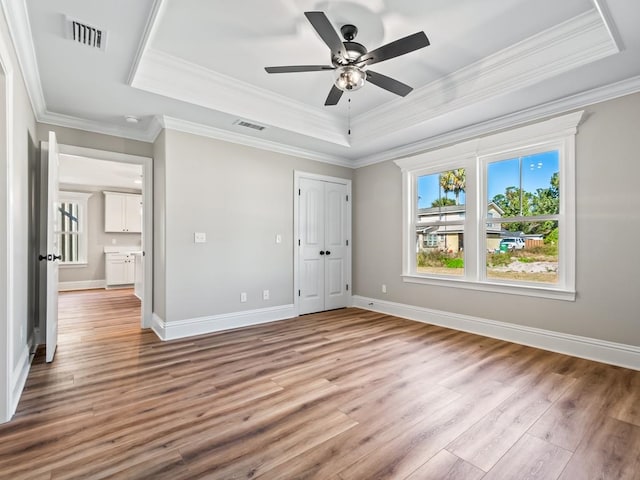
<box><xmin>67</xmin><ymin>17</ymin><xmax>107</xmax><ymax>50</ymax></box>
<box><xmin>233</xmin><ymin>120</ymin><xmax>266</xmax><ymax>131</ymax></box>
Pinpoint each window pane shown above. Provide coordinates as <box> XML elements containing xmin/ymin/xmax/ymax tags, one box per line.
<box><xmin>487</xmin><ymin>158</ymin><xmax>519</xmax><ymax>217</ymax></box>
<box><xmin>486</xmin><ymin>221</ymin><xmax>559</xmax><ymax>284</ymax></box>
<box><xmin>488</xmin><ymin>151</ymin><xmax>559</xmax><ymax>218</ymax></box>
<box><xmin>523</xmin><ymin>151</ymin><xmax>560</xmax><ymax>216</ymax></box>
<box><xmin>417</xmin><ymin>230</ymin><xmax>464</xmax><ymax>276</ymax></box>
<box><xmin>59</xmin><ymin>233</ymin><xmax>79</xmax><ymax>262</ymax></box>
<box><xmin>59</xmin><ymin>202</ymin><xmax>80</xmax><ymax>233</ymax></box>
<box><xmin>416</xmin><ymin>169</ymin><xmax>466</xmax><ymax>276</ymax></box>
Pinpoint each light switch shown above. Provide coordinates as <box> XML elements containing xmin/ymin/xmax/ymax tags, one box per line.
<box><xmin>276</xmin><ymin>234</ymin><xmax>282</xmax><ymax>244</ymax></box>
<box><xmin>194</xmin><ymin>232</ymin><xmax>206</xmax><ymax>243</ymax></box>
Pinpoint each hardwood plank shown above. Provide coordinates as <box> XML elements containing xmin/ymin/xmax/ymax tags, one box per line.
<box><xmin>2</xmin><ymin>289</ymin><xmax>638</xmax><ymax>479</ymax></box>
<box><xmin>447</xmin><ymin>372</ymin><xmax>575</xmax><ymax>471</ymax></box>
<box><xmin>482</xmin><ymin>433</ymin><xmax>572</xmax><ymax>480</ymax></box>
<box><xmin>558</xmin><ymin>416</ymin><xmax>640</xmax><ymax>480</ymax></box>
<box><xmin>404</xmin><ymin>450</ymin><xmax>484</xmax><ymax>480</ymax></box>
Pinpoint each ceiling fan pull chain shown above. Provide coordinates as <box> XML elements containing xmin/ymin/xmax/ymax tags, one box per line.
<box><xmin>348</xmin><ymin>97</ymin><xmax>351</xmax><ymax>136</ymax></box>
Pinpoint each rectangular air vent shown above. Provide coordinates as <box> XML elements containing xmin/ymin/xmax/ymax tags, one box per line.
<box><xmin>67</xmin><ymin>17</ymin><xmax>106</xmax><ymax>50</ymax></box>
<box><xmin>233</xmin><ymin>120</ymin><xmax>266</xmax><ymax>131</ymax></box>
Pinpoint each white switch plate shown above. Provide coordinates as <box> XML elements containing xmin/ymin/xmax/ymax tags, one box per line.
<box><xmin>194</xmin><ymin>232</ymin><xmax>206</xmax><ymax>243</ymax></box>
<box><xmin>240</xmin><ymin>292</ymin><xmax>247</xmax><ymax>302</ymax></box>
<box><xmin>263</xmin><ymin>289</ymin><xmax>270</xmax><ymax>300</ymax></box>
<box><xmin>275</xmin><ymin>234</ymin><xmax>282</xmax><ymax>244</ymax></box>
<box><xmin>382</xmin><ymin>284</ymin><xmax>387</xmax><ymax>294</ymax></box>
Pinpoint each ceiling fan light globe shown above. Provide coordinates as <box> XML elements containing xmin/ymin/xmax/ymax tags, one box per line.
<box><xmin>334</xmin><ymin>66</ymin><xmax>366</xmax><ymax>92</ymax></box>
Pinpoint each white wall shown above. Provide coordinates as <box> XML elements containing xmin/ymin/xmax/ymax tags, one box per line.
<box><xmin>0</xmin><ymin>5</ymin><xmax>37</xmax><ymax>422</ymax></box>
<box><xmin>155</xmin><ymin>130</ymin><xmax>353</xmax><ymax>326</ymax></box>
<box><xmin>353</xmin><ymin>93</ymin><xmax>640</xmax><ymax>348</ymax></box>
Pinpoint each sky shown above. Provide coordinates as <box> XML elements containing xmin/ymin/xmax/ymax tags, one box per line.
<box><xmin>417</xmin><ymin>150</ymin><xmax>559</xmax><ymax>208</ymax></box>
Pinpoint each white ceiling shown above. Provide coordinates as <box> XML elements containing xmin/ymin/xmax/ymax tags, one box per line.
<box><xmin>59</xmin><ymin>155</ymin><xmax>142</xmax><ymax>190</ymax></box>
<box><xmin>3</xmin><ymin>0</ymin><xmax>640</xmax><ymax>166</ymax></box>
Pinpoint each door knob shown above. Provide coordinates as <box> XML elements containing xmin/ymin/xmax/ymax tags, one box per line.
<box><xmin>38</xmin><ymin>254</ymin><xmax>51</xmax><ymax>261</ymax></box>
<box><xmin>325</xmin><ymin>251</ymin><xmax>331</xmax><ymax>255</ymax></box>
<box><xmin>319</xmin><ymin>251</ymin><xmax>325</xmax><ymax>255</ymax></box>
<box><xmin>53</xmin><ymin>254</ymin><xmax>62</xmax><ymax>261</ymax></box>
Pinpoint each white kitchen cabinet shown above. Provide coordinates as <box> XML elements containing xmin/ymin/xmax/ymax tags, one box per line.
<box><xmin>104</xmin><ymin>192</ymin><xmax>142</xmax><ymax>233</ymax></box>
<box><xmin>105</xmin><ymin>253</ymin><xmax>135</xmax><ymax>286</ymax></box>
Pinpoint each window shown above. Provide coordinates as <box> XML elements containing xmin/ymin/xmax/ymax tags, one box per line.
<box><xmin>396</xmin><ymin>111</ymin><xmax>581</xmax><ymax>300</ymax></box>
<box><xmin>416</xmin><ymin>169</ymin><xmax>466</xmax><ymax>276</ymax></box>
<box><xmin>56</xmin><ymin>192</ymin><xmax>91</xmax><ymax>265</ymax></box>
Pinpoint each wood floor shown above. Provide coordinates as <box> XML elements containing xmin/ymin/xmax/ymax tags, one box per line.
<box><xmin>1</xmin><ymin>289</ymin><xmax>639</xmax><ymax>479</ymax></box>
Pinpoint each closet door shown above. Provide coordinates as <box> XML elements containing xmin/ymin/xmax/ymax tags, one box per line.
<box><xmin>298</xmin><ymin>177</ymin><xmax>350</xmax><ymax>315</ymax></box>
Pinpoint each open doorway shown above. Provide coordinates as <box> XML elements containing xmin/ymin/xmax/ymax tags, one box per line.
<box><xmin>49</xmin><ymin>144</ymin><xmax>152</xmax><ymax>332</ymax></box>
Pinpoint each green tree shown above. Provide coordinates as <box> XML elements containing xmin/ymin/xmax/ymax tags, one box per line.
<box><xmin>431</xmin><ymin>197</ymin><xmax>456</xmax><ymax>207</ymax></box>
<box><xmin>439</xmin><ymin>169</ymin><xmax>466</xmax><ymax>205</ymax></box>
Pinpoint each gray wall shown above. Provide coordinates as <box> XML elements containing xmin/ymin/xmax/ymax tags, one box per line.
<box><xmin>353</xmin><ymin>93</ymin><xmax>640</xmax><ymax>347</ymax></box>
<box><xmin>157</xmin><ymin>130</ymin><xmax>352</xmax><ymax>322</ymax></box>
<box><xmin>153</xmin><ymin>130</ymin><xmax>167</xmax><ymax>320</ymax></box>
<box><xmin>0</xmin><ymin>5</ymin><xmax>38</xmax><ymax>421</ymax></box>
<box><xmin>58</xmin><ymin>187</ymin><xmax>141</xmax><ymax>284</ymax></box>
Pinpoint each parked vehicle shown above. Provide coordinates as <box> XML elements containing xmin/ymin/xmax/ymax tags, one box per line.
<box><xmin>499</xmin><ymin>237</ymin><xmax>525</xmax><ymax>251</ymax></box>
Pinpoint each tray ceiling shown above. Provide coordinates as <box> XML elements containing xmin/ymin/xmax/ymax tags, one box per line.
<box><xmin>3</xmin><ymin>0</ymin><xmax>640</xmax><ymax>165</ymax></box>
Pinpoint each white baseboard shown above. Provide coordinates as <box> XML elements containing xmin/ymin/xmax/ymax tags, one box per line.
<box><xmin>10</xmin><ymin>334</ymin><xmax>34</xmax><ymax>416</ymax></box>
<box><xmin>58</xmin><ymin>279</ymin><xmax>106</xmax><ymax>291</ymax></box>
<box><xmin>151</xmin><ymin>304</ymin><xmax>297</xmax><ymax>341</ymax></box>
<box><xmin>352</xmin><ymin>296</ymin><xmax>640</xmax><ymax>371</ymax></box>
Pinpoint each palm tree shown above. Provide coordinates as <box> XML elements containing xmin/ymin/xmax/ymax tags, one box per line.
<box><xmin>440</xmin><ymin>169</ymin><xmax>466</xmax><ymax>205</ymax></box>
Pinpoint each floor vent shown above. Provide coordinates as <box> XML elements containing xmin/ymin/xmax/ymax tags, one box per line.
<box><xmin>233</xmin><ymin>120</ymin><xmax>266</xmax><ymax>131</ymax></box>
<box><xmin>67</xmin><ymin>17</ymin><xmax>106</xmax><ymax>50</ymax></box>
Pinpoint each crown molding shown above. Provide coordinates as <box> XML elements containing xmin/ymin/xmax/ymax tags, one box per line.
<box><xmin>354</xmin><ymin>74</ymin><xmax>640</xmax><ymax>168</ymax></box>
<box><xmin>352</xmin><ymin>8</ymin><xmax>619</xmax><ymax>147</ymax></box>
<box><xmin>0</xmin><ymin>0</ymin><xmax>46</xmax><ymax>117</ymax></box>
<box><xmin>126</xmin><ymin>0</ymin><xmax>166</xmax><ymax>86</ymax></box>
<box><xmin>38</xmin><ymin>110</ymin><xmax>156</xmax><ymax>143</ymax></box>
<box><xmin>132</xmin><ymin>48</ymin><xmax>350</xmax><ymax>147</ymax></box>
<box><xmin>159</xmin><ymin>116</ymin><xmax>353</xmax><ymax>167</ymax></box>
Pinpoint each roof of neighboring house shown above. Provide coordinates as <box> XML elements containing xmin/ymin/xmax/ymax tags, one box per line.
<box><xmin>418</xmin><ymin>202</ymin><xmax>504</xmax><ymax>216</ymax></box>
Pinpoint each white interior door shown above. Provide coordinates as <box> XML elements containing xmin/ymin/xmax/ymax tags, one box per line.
<box><xmin>45</xmin><ymin>131</ymin><xmax>60</xmax><ymax>363</ymax></box>
<box><xmin>298</xmin><ymin>177</ymin><xmax>350</xmax><ymax>315</ymax></box>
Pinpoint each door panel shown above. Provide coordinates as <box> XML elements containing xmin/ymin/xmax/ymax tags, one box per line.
<box><xmin>45</xmin><ymin>131</ymin><xmax>60</xmax><ymax>363</ymax></box>
<box><xmin>299</xmin><ymin>178</ymin><xmax>325</xmax><ymax>315</ymax></box>
<box><xmin>298</xmin><ymin>177</ymin><xmax>350</xmax><ymax>315</ymax></box>
<box><xmin>324</xmin><ymin>182</ymin><xmax>349</xmax><ymax>310</ymax></box>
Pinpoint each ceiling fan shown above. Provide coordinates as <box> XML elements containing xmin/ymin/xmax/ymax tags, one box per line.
<box><xmin>265</xmin><ymin>11</ymin><xmax>430</xmax><ymax>106</ymax></box>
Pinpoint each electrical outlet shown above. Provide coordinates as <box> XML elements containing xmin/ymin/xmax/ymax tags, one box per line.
<box><xmin>382</xmin><ymin>284</ymin><xmax>387</xmax><ymax>294</ymax></box>
<box><xmin>240</xmin><ymin>292</ymin><xmax>247</xmax><ymax>302</ymax></box>
<box><xmin>263</xmin><ymin>289</ymin><xmax>270</xmax><ymax>300</ymax></box>
<box><xmin>194</xmin><ymin>232</ymin><xmax>206</xmax><ymax>243</ymax></box>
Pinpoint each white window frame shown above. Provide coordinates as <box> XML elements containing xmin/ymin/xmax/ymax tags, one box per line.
<box><xmin>395</xmin><ymin>111</ymin><xmax>582</xmax><ymax>301</ymax></box>
<box><xmin>56</xmin><ymin>191</ymin><xmax>91</xmax><ymax>266</ymax></box>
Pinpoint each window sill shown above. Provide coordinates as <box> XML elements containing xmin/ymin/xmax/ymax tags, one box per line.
<box><xmin>402</xmin><ymin>274</ymin><xmax>575</xmax><ymax>301</ymax></box>
<box><xmin>60</xmin><ymin>262</ymin><xmax>88</xmax><ymax>269</ymax></box>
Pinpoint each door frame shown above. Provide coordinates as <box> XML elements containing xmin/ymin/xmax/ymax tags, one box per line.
<box><xmin>293</xmin><ymin>171</ymin><xmax>352</xmax><ymax>316</ymax></box>
<box><xmin>50</xmin><ymin>144</ymin><xmax>153</xmax><ymax>329</ymax></box>
<box><xmin>0</xmin><ymin>23</ymin><xmax>15</xmax><ymax>423</ymax></box>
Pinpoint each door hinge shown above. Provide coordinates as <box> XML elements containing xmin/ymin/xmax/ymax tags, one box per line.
<box><xmin>298</xmin><ymin>290</ymin><xmax>301</xmax><ymax>297</ymax></box>
<box><xmin>346</xmin><ymin>194</ymin><xmax>349</xmax><ymax>202</ymax></box>
<box><xmin>346</xmin><ymin>284</ymin><xmax>349</xmax><ymax>291</ymax></box>
<box><xmin>298</xmin><ymin>188</ymin><xmax>301</xmax><ymax>196</ymax></box>
<box><xmin>298</xmin><ymin>239</ymin><xmax>301</xmax><ymax>246</ymax></box>
<box><xmin>346</xmin><ymin>239</ymin><xmax>349</xmax><ymax>246</ymax></box>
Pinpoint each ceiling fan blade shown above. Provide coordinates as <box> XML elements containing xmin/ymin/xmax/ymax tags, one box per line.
<box><xmin>265</xmin><ymin>65</ymin><xmax>335</xmax><ymax>73</ymax></box>
<box><xmin>356</xmin><ymin>31</ymin><xmax>430</xmax><ymax>67</ymax></box>
<box><xmin>324</xmin><ymin>85</ymin><xmax>343</xmax><ymax>106</ymax></box>
<box><xmin>304</xmin><ymin>11</ymin><xmax>347</xmax><ymax>59</ymax></box>
<box><xmin>366</xmin><ymin>70</ymin><xmax>413</xmax><ymax>97</ymax></box>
